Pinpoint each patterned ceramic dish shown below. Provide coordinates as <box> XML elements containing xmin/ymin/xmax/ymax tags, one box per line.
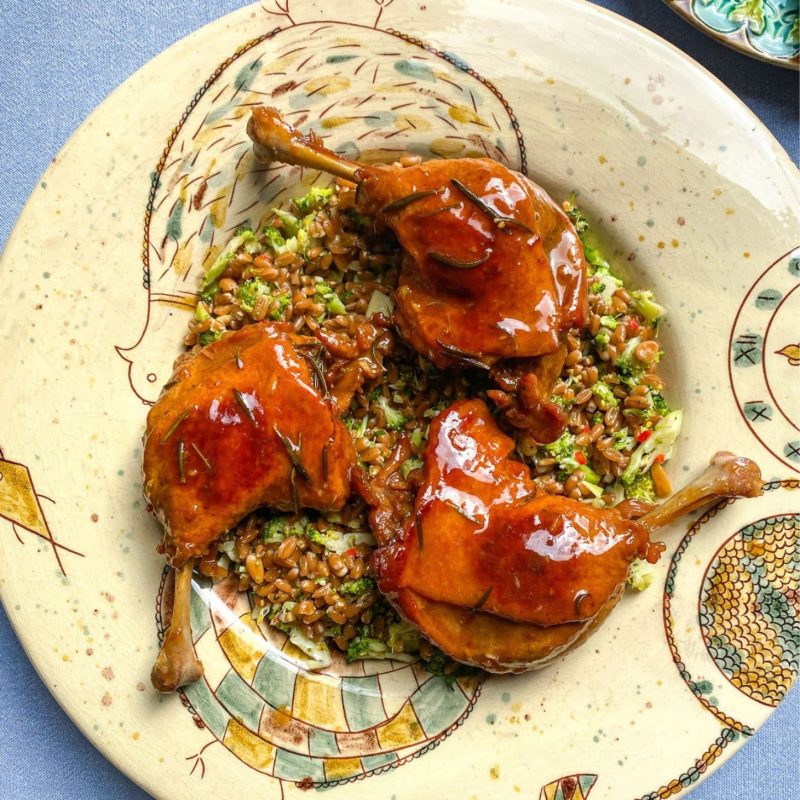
<box><xmin>665</xmin><ymin>0</ymin><xmax>799</xmax><ymax>68</ymax></box>
<box><xmin>0</xmin><ymin>1</ymin><xmax>798</xmax><ymax>798</ymax></box>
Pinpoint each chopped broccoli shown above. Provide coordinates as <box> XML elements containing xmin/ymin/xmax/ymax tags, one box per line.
<box><xmin>308</xmin><ymin>529</ymin><xmax>375</xmax><ymax>554</ymax></box>
<box><xmin>630</xmin><ymin>289</ymin><xmax>667</xmax><ymax>324</ymax></box>
<box><xmin>614</xmin><ymin>337</ymin><xmax>646</xmax><ymax>387</ymax></box>
<box><xmin>591</xmin><ymin>380</ymin><xmax>619</xmax><ymax>408</ymax></box>
<box><xmin>599</xmin><ymin>314</ymin><xmax>618</xmax><ymax>330</ymax></box>
<box><xmin>628</xmin><ymin>558</ymin><xmax>655</xmax><ymax>592</ymax></box>
<box><xmin>625</xmin><ymin>472</ymin><xmax>657</xmax><ymax>504</ymax></box>
<box><xmin>543</xmin><ymin>432</ymin><xmax>600</xmax><ymax>483</ymax></box>
<box><xmin>339</xmin><ymin>578</ymin><xmax>375</xmax><ymax>596</ymax></box>
<box><xmin>326</xmin><ymin>293</ymin><xmax>347</xmax><ymax>316</ymax></box>
<box><xmin>650</xmin><ymin>391</ymin><xmax>671</xmax><ymax>417</ymax></box>
<box><xmin>401</xmin><ymin>456</ymin><xmax>424</xmax><ymax>479</ymax></box>
<box><xmin>194</xmin><ymin>302</ymin><xmax>210</xmax><ymax>322</ymax></box>
<box><xmin>263</xmin><ymin>226</ymin><xmax>286</xmax><ymax>252</ymax></box>
<box><xmin>202</xmin><ymin>229</ymin><xmax>256</xmax><ymax>288</ymax></box>
<box><xmin>346</xmin><ymin>635</ymin><xmax>415</xmax><ymax>663</ymax></box>
<box><xmin>584</xmin><ymin>244</ymin><xmax>610</xmax><ymax>271</ymax></box>
<box><xmin>271</xmin><ymin>293</ymin><xmax>291</xmax><ymax>320</ymax></box>
<box><xmin>199</xmin><ymin>329</ymin><xmax>222</xmax><ymax>346</ymax></box>
<box><xmin>272</xmin><ymin>208</ymin><xmax>300</xmax><ymax>237</ymax></box>
<box><xmin>294</xmin><ymin>186</ymin><xmax>334</xmax><ymax>215</ymax></box>
<box><xmin>376</xmin><ymin>396</ymin><xmax>406</xmax><ymax>431</ymax></box>
<box><xmin>564</xmin><ymin>195</ymin><xmax>589</xmax><ymax>239</ymax></box>
<box><xmin>410</xmin><ymin>428</ymin><xmax>425</xmax><ymax>451</ymax></box>
<box><xmin>594</xmin><ymin>331</ymin><xmax>611</xmax><ymax>350</ymax></box>
<box><xmin>422</xmin><ymin>649</ymin><xmax>477</xmax><ymax>688</ymax></box>
<box><xmin>621</xmin><ymin>410</ymin><xmax>682</xmax><ymax>485</ymax></box>
<box><xmin>287</xmin><ymin>625</ymin><xmax>332</xmax><ymax>668</ymax></box>
<box><xmin>236</xmin><ymin>278</ymin><xmax>270</xmax><ymax>313</ymax></box>
<box><xmin>387</xmin><ymin>620</ymin><xmax>422</xmax><ymax>654</ymax></box>
<box><xmin>612</xmin><ymin>427</ymin><xmax>636</xmax><ymax>451</ymax></box>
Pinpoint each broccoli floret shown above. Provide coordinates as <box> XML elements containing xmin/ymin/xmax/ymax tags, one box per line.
<box><xmin>346</xmin><ymin>636</ymin><xmax>391</xmax><ymax>662</ymax></box>
<box><xmin>339</xmin><ymin>578</ymin><xmax>375</xmax><ymax>596</ymax></box>
<box><xmin>584</xmin><ymin>244</ymin><xmax>610</xmax><ymax>271</ymax></box>
<box><xmin>614</xmin><ymin>337</ymin><xmax>646</xmax><ymax>387</ymax></box>
<box><xmin>591</xmin><ymin>380</ymin><xmax>619</xmax><ymax>408</ymax></box>
<box><xmin>625</xmin><ymin>472</ymin><xmax>657</xmax><ymax>503</ymax></box>
<box><xmin>544</xmin><ymin>432</ymin><xmax>577</xmax><ymax>463</ymax></box>
<box><xmin>293</xmin><ymin>186</ymin><xmax>334</xmax><ymax>215</ymax></box>
<box><xmin>628</xmin><ymin>558</ymin><xmax>655</xmax><ymax>592</ymax></box>
<box><xmin>376</xmin><ymin>396</ymin><xmax>406</xmax><ymax>431</ymax></box>
<box><xmin>263</xmin><ymin>518</ymin><xmax>288</xmax><ymax>543</ymax></box>
<box><xmin>263</xmin><ymin>226</ymin><xmax>286</xmax><ymax>252</ymax></box>
<box><xmin>387</xmin><ymin>620</ymin><xmax>422</xmax><ymax>654</ymax></box>
<box><xmin>199</xmin><ymin>329</ymin><xmax>222</xmax><ymax>346</ymax></box>
<box><xmin>236</xmin><ymin>278</ymin><xmax>270</xmax><ymax>313</ymax></box>
<box><xmin>630</xmin><ymin>289</ymin><xmax>667</xmax><ymax>324</ymax></box>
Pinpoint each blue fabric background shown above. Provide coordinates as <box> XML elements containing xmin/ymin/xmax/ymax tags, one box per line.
<box><xmin>0</xmin><ymin>2</ymin><xmax>797</xmax><ymax>798</ymax></box>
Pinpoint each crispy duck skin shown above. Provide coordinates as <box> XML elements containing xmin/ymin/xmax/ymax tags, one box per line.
<box><xmin>364</xmin><ymin>400</ymin><xmax>763</xmax><ymax>672</ymax></box>
<box><xmin>247</xmin><ymin>105</ymin><xmax>587</xmax><ymax>441</ymax></box>
<box><xmin>143</xmin><ymin>322</ymin><xmax>355</xmax><ymax>567</ymax></box>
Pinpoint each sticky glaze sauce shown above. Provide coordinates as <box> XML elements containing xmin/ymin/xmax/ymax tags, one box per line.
<box><xmin>375</xmin><ymin>399</ymin><xmax>650</xmax><ymax>626</ymax></box>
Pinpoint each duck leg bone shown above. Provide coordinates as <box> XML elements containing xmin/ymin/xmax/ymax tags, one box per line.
<box><xmin>640</xmin><ymin>451</ymin><xmax>763</xmax><ymax>534</ymax></box>
<box><xmin>151</xmin><ymin>560</ymin><xmax>204</xmax><ymax>692</ymax></box>
<box><xmin>247</xmin><ymin>106</ymin><xmax>360</xmax><ymax>182</ymax></box>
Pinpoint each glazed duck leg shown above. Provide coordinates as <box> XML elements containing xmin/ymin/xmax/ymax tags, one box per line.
<box><xmin>365</xmin><ymin>400</ymin><xmax>763</xmax><ymax>672</ymax></box>
<box><xmin>151</xmin><ymin>560</ymin><xmax>203</xmax><ymax>692</ymax></box>
<box><xmin>248</xmin><ymin>107</ymin><xmax>587</xmax><ymax>443</ymax></box>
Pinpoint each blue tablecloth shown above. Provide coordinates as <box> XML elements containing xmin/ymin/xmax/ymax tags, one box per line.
<box><xmin>0</xmin><ymin>2</ymin><xmax>797</xmax><ymax>798</ymax></box>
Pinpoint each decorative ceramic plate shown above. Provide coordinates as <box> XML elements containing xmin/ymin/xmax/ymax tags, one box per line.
<box><xmin>1</xmin><ymin>1</ymin><xmax>798</xmax><ymax>798</ymax></box>
<box><xmin>665</xmin><ymin>0</ymin><xmax>799</xmax><ymax>68</ymax></box>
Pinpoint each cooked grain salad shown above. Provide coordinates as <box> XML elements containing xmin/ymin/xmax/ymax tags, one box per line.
<box><xmin>179</xmin><ymin>165</ymin><xmax>681</xmax><ymax>674</ymax></box>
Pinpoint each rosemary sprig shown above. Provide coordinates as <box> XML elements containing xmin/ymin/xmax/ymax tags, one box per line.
<box><xmin>435</xmin><ymin>338</ymin><xmax>490</xmax><ymax>371</ymax></box>
<box><xmin>416</xmin><ymin>510</ymin><xmax>424</xmax><ymax>550</ymax></box>
<box><xmin>418</xmin><ymin>201</ymin><xmax>461</xmax><ymax>218</ymax></box>
<box><xmin>381</xmin><ymin>188</ymin><xmax>440</xmax><ymax>214</ymax></box>
<box><xmin>299</xmin><ymin>351</ymin><xmax>328</xmax><ymax>398</ymax></box>
<box><xmin>446</xmin><ymin>500</ymin><xmax>480</xmax><ymax>525</ymax></box>
<box><xmin>274</xmin><ymin>426</ymin><xmax>311</xmax><ymax>482</ymax></box>
<box><xmin>161</xmin><ymin>409</ymin><xmax>189</xmax><ymax>445</ymax></box>
<box><xmin>472</xmin><ymin>586</ymin><xmax>493</xmax><ymax>611</ymax></box>
<box><xmin>574</xmin><ymin>589</ymin><xmax>590</xmax><ymax>616</ymax></box>
<box><xmin>233</xmin><ymin>388</ymin><xmax>257</xmax><ymax>424</ymax></box>
<box><xmin>191</xmin><ymin>442</ymin><xmax>212</xmax><ymax>472</ymax></box>
<box><xmin>450</xmin><ymin>178</ymin><xmax>534</xmax><ymax>234</ymax></box>
<box><xmin>290</xmin><ymin>466</ymin><xmax>299</xmax><ymax>514</ymax></box>
<box><xmin>177</xmin><ymin>439</ymin><xmax>186</xmax><ymax>484</ymax></box>
<box><xmin>429</xmin><ymin>248</ymin><xmax>492</xmax><ymax>269</ymax></box>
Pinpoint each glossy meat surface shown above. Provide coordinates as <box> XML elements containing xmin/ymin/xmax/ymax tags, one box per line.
<box><xmin>143</xmin><ymin>323</ymin><xmax>355</xmax><ymax>565</ymax></box>
<box><xmin>357</xmin><ymin>159</ymin><xmax>587</xmax><ymax>368</ymax></box>
<box><xmin>373</xmin><ymin>399</ymin><xmax>651</xmax><ymax>626</ymax></box>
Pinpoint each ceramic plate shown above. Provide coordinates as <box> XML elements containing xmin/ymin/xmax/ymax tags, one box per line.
<box><xmin>665</xmin><ymin>0</ymin><xmax>799</xmax><ymax>68</ymax></box>
<box><xmin>1</xmin><ymin>2</ymin><xmax>798</xmax><ymax>798</ymax></box>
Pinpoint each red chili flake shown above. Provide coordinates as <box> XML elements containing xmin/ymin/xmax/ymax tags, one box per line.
<box><xmin>580</xmin><ymin>424</ymin><xmax>590</xmax><ymax>433</ymax></box>
<box><xmin>627</xmin><ymin>317</ymin><xmax>641</xmax><ymax>334</ymax></box>
<box><xmin>345</xmin><ymin>548</ymin><xmax>357</xmax><ymax>557</ymax></box>
<box><xmin>636</xmin><ymin>429</ymin><xmax>653</xmax><ymax>443</ymax></box>
<box><xmin>575</xmin><ymin>452</ymin><xmax>587</xmax><ymax>465</ymax></box>
<box><xmin>654</xmin><ymin>453</ymin><xmax>666</xmax><ymax>464</ymax></box>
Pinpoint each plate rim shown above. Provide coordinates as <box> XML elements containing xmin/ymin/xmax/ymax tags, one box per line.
<box><xmin>0</xmin><ymin>1</ymin><xmax>798</xmax><ymax>798</ymax></box>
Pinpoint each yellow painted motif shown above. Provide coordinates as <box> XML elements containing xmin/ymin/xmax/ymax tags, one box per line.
<box><xmin>0</xmin><ymin>460</ymin><xmax>48</xmax><ymax>535</ymax></box>
<box><xmin>172</xmin><ymin>239</ymin><xmax>194</xmax><ymax>278</ymax></box>
<box><xmin>324</xmin><ymin>757</ymin><xmax>363</xmax><ymax>781</ymax></box>
<box><xmin>223</xmin><ymin>718</ymin><xmax>275</xmax><ymax>771</ymax></box>
<box><xmin>776</xmin><ymin>344</ymin><xmax>800</xmax><ymax>366</ymax></box>
<box><xmin>376</xmin><ymin>701</ymin><xmax>424</xmax><ymax>749</ymax></box>
<box><xmin>304</xmin><ymin>76</ymin><xmax>351</xmax><ymax>96</ymax></box>
<box><xmin>447</xmin><ymin>104</ymin><xmax>491</xmax><ymax>128</ymax></box>
<box><xmin>292</xmin><ymin>672</ymin><xmax>348</xmax><ymax>731</ymax></box>
<box><xmin>218</xmin><ymin>613</ymin><xmax>268</xmax><ymax>683</ymax></box>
